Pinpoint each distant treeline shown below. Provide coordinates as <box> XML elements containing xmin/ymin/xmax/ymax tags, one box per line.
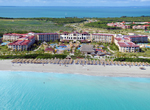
<box><xmin>0</xmin><ymin>17</ymin><xmax>86</xmax><ymax>25</ymax></box>
<box><xmin>96</xmin><ymin>16</ymin><xmax>150</xmax><ymax>22</ymax></box>
<box><xmin>113</xmin><ymin>58</ymin><xmax>150</xmax><ymax>63</ymax></box>
<box><xmin>85</xmin><ymin>21</ymin><xmax>121</xmax><ymax>30</ymax></box>
<box><xmin>27</xmin><ymin>18</ymin><xmax>86</xmax><ymax>25</ymax></box>
<box><xmin>0</xmin><ymin>54</ymin><xmax>67</xmax><ymax>59</ymax></box>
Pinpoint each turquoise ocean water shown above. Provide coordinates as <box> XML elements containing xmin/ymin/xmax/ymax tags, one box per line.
<box><xmin>0</xmin><ymin>6</ymin><xmax>150</xmax><ymax>18</ymax></box>
<box><xmin>0</xmin><ymin>71</ymin><xmax>150</xmax><ymax>110</ymax></box>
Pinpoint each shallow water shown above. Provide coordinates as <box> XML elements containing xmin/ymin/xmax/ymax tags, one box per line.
<box><xmin>0</xmin><ymin>71</ymin><xmax>150</xmax><ymax>110</ymax></box>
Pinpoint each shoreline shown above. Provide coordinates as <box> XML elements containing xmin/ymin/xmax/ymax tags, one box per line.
<box><xmin>0</xmin><ymin>60</ymin><xmax>150</xmax><ymax>78</ymax></box>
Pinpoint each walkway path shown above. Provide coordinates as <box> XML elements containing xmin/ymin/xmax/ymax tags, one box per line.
<box><xmin>107</xmin><ymin>46</ymin><xmax>116</xmax><ymax>53</ymax></box>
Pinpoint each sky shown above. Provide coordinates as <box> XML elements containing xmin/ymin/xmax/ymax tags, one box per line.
<box><xmin>0</xmin><ymin>0</ymin><xmax>150</xmax><ymax>6</ymax></box>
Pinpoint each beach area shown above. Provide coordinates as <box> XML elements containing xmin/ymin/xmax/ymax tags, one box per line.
<box><xmin>0</xmin><ymin>60</ymin><xmax>150</xmax><ymax>78</ymax></box>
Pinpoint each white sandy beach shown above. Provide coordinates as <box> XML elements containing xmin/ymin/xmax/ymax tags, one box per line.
<box><xmin>0</xmin><ymin>60</ymin><xmax>150</xmax><ymax>78</ymax></box>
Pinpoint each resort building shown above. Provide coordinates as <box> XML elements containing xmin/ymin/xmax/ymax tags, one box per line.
<box><xmin>114</xmin><ymin>37</ymin><xmax>139</xmax><ymax>53</ymax></box>
<box><xmin>8</xmin><ymin>36</ymin><xmax>35</xmax><ymax>51</ymax></box>
<box><xmin>3</xmin><ymin>32</ymin><xmax>35</xmax><ymax>41</ymax></box>
<box><xmin>3</xmin><ymin>33</ymin><xmax>28</xmax><ymax>41</ymax></box>
<box><xmin>35</xmin><ymin>33</ymin><xmax>59</xmax><ymax>42</ymax></box>
<box><xmin>114</xmin><ymin>37</ymin><xmax>131</xmax><ymax>44</ymax></box>
<box><xmin>123</xmin><ymin>35</ymin><xmax>148</xmax><ymax>43</ymax></box>
<box><xmin>92</xmin><ymin>33</ymin><xmax>114</xmax><ymax>43</ymax></box>
<box><xmin>107</xmin><ymin>21</ymin><xmax>131</xmax><ymax>29</ymax></box>
<box><xmin>132</xmin><ymin>25</ymin><xmax>149</xmax><ymax>30</ymax></box>
<box><xmin>117</xmin><ymin>42</ymin><xmax>139</xmax><ymax>53</ymax></box>
<box><xmin>60</xmin><ymin>31</ymin><xmax>91</xmax><ymax>42</ymax></box>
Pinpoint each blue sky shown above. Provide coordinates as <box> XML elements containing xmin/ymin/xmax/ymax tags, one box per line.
<box><xmin>0</xmin><ymin>0</ymin><xmax>150</xmax><ymax>6</ymax></box>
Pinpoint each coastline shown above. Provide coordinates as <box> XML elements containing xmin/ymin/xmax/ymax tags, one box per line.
<box><xmin>0</xmin><ymin>60</ymin><xmax>150</xmax><ymax>78</ymax></box>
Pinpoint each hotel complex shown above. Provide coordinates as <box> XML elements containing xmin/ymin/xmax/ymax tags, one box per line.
<box><xmin>2</xmin><ymin>31</ymin><xmax>148</xmax><ymax>53</ymax></box>
<box><xmin>132</xmin><ymin>25</ymin><xmax>149</xmax><ymax>30</ymax></box>
<box><xmin>8</xmin><ymin>36</ymin><xmax>35</xmax><ymax>51</ymax></box>
<box><xmin>92</xmin><ymin>33</ymin><xmax>114</xmax><ymax>43</ymax></box>
<box><xmin>3</xmin><ymin>33</ymin><xmax>28</xmax><ymax>41</ymax></box>
<box><xmin>114</xmin><ymin>37</ymin><xmax>139</xmax><ymax>53</ymax></box>
<box><xmin>35</xmin><ymin>33</ymin><xmax>59</xmax><ymax>42</ymax></box>
<box><xmin>60</xmin><ymin>31</ymin><xmax>91</xmax><ymax>41</ymax></box>
<box><xmin>123</xmin><ymin>35</ymin><xmax>148</xmax><ymax>43</ymax></box>
<box><xmin>107</xmin><ymin>21</ymin><xmax>131</xmax><ymax>29</ymax></box>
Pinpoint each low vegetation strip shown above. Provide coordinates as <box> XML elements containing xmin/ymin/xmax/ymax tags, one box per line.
<box><xmin>114</xmin><ymin>58</ymin><xmax>150</xmax><ymax>63</ymax></box>
<box><xmin>96</xmin><ymin>16</ymin><xmax>150</xmax><ymax>22</ymax></box>
<box><xmin>0</xmin><ymin>54</ymin><xmax>67</xmax><ymax>59</ymax></box>
<box><xmin>0</xmin><ymin>17</ymin><xmax>86</xmax><ymax>25</ymax></box>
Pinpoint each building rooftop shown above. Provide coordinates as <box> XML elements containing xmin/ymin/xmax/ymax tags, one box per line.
<box><xmin>45</xmin><ymin>47</ymin><xmax>54</xmax><ymax>51</ymax></box>
<box><xmin>80</xmin><ymin>44</ymin><xmax>94</xmax><ymax>52</ymax></box>
<box><xmin>118</xmin><ymin>42</ymin><xmax>139</xmax><ymax>47</ymax></box>
<box><xmin>4</xmin><ymin>33</ymin><xmax>28</xmax><ymax>36</ymax></box>
<box><xmin>92</xmin><ymin>33</ymin><xmax>114</xmax><ymax>36</ymax></box>
<box><xmin>8</xmin><ymin>40</ymin><xmax>31</xmax><ymax>46</ymax></box>
<box><xmin>8</xmin><ymin>36</ymin><xmax>35</xmax><ymax>46</ymax></box>
<box><xmin>36</xmin><ymin>33</ymin><xmax>58</xmax><ymax>35</ymax></box>
<box><xmin>59</xmin><ymin>44</ymin><xmax>67</xmax><ymax>47</ymax></box>
<box><xmin>115</xmin><ymin>37</ymin><xmax>130</xmax><ymax>41</ymax></box>
<box><xmin>123</xmin><ymin>35</ymin><xmax>148</xmax><ymax>38</ymax></box>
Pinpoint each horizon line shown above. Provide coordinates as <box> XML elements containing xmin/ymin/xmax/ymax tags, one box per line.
<box><xmin>0</xmin><ymin>5</ymin><xmax>150</xmax><ymax>7</ymax></box>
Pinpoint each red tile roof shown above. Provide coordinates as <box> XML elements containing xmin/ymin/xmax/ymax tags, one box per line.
<box><xmin>28</xmin><ymin>36</ymin><xmax>35</xmax><ymax>40</ymax></box>
<box><xmin>115</xmin><ymin>37</ymin><xmax>122</xmax><ymax>41</ymax></box>
<box><xmin>115</xmin><ymin>37</ymin><xmax>130</xmax><ymax>41</ymax></box>
<box><xmin>124</xmin><ymin>35</ymin><xmax>148</xmax><ymax>38</ymax></box>
<box><xmin>63</xmin><ymin>32</ymin><xmax>69</xmax><ymax>34</ymax></box>
<box><xmin>45</xmin><ymin>48</ymin><xmax>54</xmax><ymax>51</ymax></box>
<box><xmin>18</xmin><ymin>36</ymin><xmax>35</xmax><ymax>40</ymax></box>
<box><xmin>4</xmin><ymin>33</ymin><xmax>27</xmax><ymax>36</ymax></box>
<box><xmin>82</xmin><ymin>32</ymin><xmax>89</xmax><ymax>35</ymax></box>
<box><xmin>59</xmin><ymin>44</ymin><xmax>67</xmax><ymax>47</ymax></box>
<box><xmin>95</xmin><ymin>49</ymin><xmax>103</xmax><ymax>52</ymax></box>
<box><xmin>143</xmin><ymin>25</ymin><xmax>150</xmax><ymax>27</ymax></box>
<box><xmin>8</xmin><ymin>40</ymin><xmax>31</xmax><ymax>46</ymax></box>
<box><xmin>118</xmin><ymin>42</ymin><xmax>139</xmax><ymax>47</ymax></box>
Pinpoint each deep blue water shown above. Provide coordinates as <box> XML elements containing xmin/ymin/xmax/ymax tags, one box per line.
<box><xmin>0</xmin><ymin>6</ymin><xmax>150</xmax><ymax>18</ymax></box>
<box><xmin>0</xmin><ymin>71</ymin><xmax>150</xmax><ymax>110</ymax></box>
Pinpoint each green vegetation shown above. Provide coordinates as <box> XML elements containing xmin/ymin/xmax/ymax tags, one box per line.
<box><xmin>109</xmin><ymin>43</ymin><xmax>119</xmax><ymax>51</ymax></box>
<box><xmin>0</xmin><ymin>17</ymin><xmax>86</xmax><ymax>36</ymax></box>
<box><xmin>0</xmin><ymin>54</ymin><xmax>67</xmax><ymax>59</ymax></box>
<box><xmin>96</xmin><ymin>16</ymin><xmax>150</xmax><ymax>22</ymax></box>
<box><xmin>114</xmin><ymin>58</ymin><xmax>150</xmax><ymax>63</ymax></box>
<box><xmin>27</xmin><ymin>18</ymin><xmax>86</xmax><ymax>25</ymax></box>
<box><xmin>0</xmin><ymin>45</ymin><xmax>10</xmax><ymax>53</ymax></box>
<box><xmin>0</xmin><ymin>19</ymin><xmax>73</xmax><ymax>35</ymax></box>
